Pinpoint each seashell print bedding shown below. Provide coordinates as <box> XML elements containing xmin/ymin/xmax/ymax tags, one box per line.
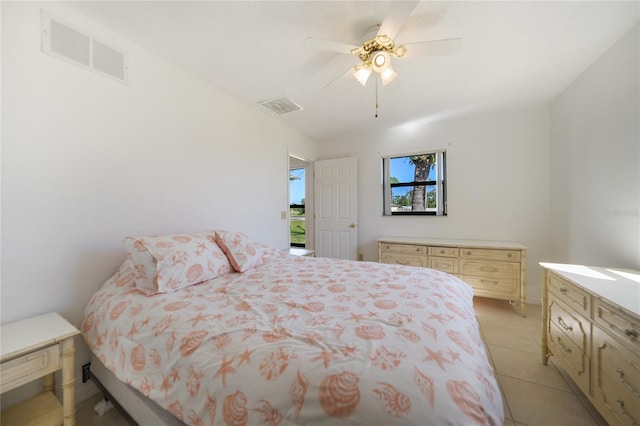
<box><xmin>82</xmin><ymin>248</ymin><xmax>503</xmax><ymax>425</ymax></box>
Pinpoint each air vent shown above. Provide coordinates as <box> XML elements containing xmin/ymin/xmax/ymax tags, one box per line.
<box><xmin>42</xmin><ymin>10</ymin><xmax>128</xmax><ymax>84</ymax></box>
<box><xmin>92</xmin><ymin>39</ymin><xmax>126</xmax><ymax>81</ymax></box>
<box><xmin>258</xmin><ymin>97</ymin><xmax>303</xmax><ymax>115</ymax></box>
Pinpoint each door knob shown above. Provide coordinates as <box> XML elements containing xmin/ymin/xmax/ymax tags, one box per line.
<box><xmin>350</xmin><ymin>223</ymin><xmax>356</xmax><ymax>228</ymax></box>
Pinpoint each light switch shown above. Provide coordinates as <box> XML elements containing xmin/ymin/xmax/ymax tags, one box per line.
<box><xmin>281</xmin><ymin>211</ymin><xmax>287</xmax><ymax>220</ymax></box>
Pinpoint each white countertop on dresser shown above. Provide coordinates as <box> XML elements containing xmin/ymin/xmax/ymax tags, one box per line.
<box><xmin>377</xmin><ymin>236</ymin><xmax>528</xmax><ymax>250</ymax></box>
<box><xmin>540</xmin><ymin>262</ymin><xmax>640</xmax><ymax>317</ymax></box>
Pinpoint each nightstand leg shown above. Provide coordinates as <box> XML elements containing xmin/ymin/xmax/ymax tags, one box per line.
<box><xmin>61</xmin><ymin>337</ymin><xmax>76</xmax><ymax>426</ymax></box>
<box><xmin>43</xmin><ymin>372</ymin><xmax>55</xmax><ymax>393</ymax></box>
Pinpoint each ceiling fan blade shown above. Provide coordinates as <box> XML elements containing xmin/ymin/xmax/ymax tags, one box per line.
<box><xmin>304</xmin><ymin>37</ymin><xmax>358</xmax><ymax>55</ymax></box>
<box><xmin>324</xmin><ymin>65</ymin><xmax>357</xmax><ymax>89</ymax></box>
<box><xmin>377</xmin><ymin>0</ymin><xmax>419</xmax><ymax>39</ymax></box>
<box><xmin>403</xmin><ymin>38</ymin><xmax>462</xmax><ymax>58</ymax></box>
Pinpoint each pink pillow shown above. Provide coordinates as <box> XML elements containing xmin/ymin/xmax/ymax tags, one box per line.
<box><xmin>125</xmin><ymin>232</ymin><xmax>232</xmax><ymax>294</ymax></box>
<box><xmin>214</xmin><ymin>230</ymin><xmax>262</xmax><ymax>272</ymax></box>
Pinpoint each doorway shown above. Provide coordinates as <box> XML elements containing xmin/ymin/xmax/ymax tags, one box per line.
<box><xmin>289</xmin><ymin>154</ymin><xmax>312</xmax><ymax>249</ymax></box>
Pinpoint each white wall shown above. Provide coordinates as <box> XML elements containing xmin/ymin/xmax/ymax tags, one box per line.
<box><xmin>550</xmin><ymin>24</ymin><xmax>639</xmax><ymax>269</ymax></box>
<box><xmin>1</xmin><ymin>1</ymin><xmax>316</xmax><ymax>404</ymax></box>
<box><xmin>317</xmin><ymin>106</ymin><xmax>551</xmax><ymax>305</ymax></box>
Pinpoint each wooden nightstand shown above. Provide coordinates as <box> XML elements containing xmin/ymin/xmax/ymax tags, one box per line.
<box><xmin>288</xmin><ymin>248</ymin><xmax>316</xmax><ymax>257</ymax></box>
<box><xmin>1</xmin><ymin>312</ymin><xmax>80</xmax><ymax>426</ymax></box>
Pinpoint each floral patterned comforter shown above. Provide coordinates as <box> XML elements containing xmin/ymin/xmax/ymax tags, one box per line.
<box><xmin>82</xmin><ymin>250</ymin><xmax>503</xmax><ymax>425</ymax></box>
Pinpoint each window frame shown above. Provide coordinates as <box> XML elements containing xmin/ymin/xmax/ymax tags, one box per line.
<box><xmin>382</xmin><ymin>150</ymin><xmax>447</xmax><ymax>216</ymax></box>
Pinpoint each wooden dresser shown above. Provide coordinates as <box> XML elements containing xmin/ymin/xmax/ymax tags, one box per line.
<box><xmin>541</xmin><ymin>263</ymin><xmax>640</xmax><ymax>426</ymax></box>
<box><xmin>378</xmin><ymin>237</ymin><xmax>527</xmax><ymax>315</ymax></box>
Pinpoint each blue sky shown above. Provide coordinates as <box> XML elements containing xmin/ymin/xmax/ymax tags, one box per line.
<box><xmin>290</xmin><ymin>168</ymin><xmax>305</xmax><ymax>204</ymax></box>
<box><xmin>390</xmin><ymin>157</ymin><xmax>436</xmax><ymax>182</ymax></box>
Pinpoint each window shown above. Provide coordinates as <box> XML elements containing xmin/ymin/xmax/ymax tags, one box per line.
<box><xmin>382</xmin><ymin>151</ymin><xmax>447</xmax><ymax>216</ymax></box>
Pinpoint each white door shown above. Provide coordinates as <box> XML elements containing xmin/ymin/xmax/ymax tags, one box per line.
<box><xmin>314</xmin><ymin>157</ymin><xmax>358</xmax><ymax>260</ymax></box>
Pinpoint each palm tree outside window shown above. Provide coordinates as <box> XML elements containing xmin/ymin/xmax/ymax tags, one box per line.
<box><xmin>382</xmin><ymin>151</ymin><xmax>447</xmax><ymax>216</ymax></box>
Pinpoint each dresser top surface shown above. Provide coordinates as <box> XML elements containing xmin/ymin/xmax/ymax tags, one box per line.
<box><xmin>540</xmin><ymin>262</ymin><xmax>640</xmax><ymax>317</ymax></box>
<box><xmin>1</xmin><ymin>312</ymin><xmax>79</xmax><ymax>361</ymax></box>
<box><xmin>378</xmin><ymin>236</ymin><xmax>527</xmax><ymax>250</ymax></box>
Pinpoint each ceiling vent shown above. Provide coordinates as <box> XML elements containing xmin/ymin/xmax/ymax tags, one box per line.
<box><xmin>258</xmin><ymin>97</ymin><xmax>303</xmax><ymax>115</ymax></box>
<box><xmin>41</xmin><ymin>10</ymin><xmax>128</xmax><ymax>84</ymax></box>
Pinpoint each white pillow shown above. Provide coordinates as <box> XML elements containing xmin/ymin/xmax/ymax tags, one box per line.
<box><xmin>214</xmin><ymin>230</ymin><xmax>263</xmax><ymax>272</ymax></box>
<box><xmin>125</xmin><ymin>232</ymin><xmax>232</xmax><ymax>294</ymax></box>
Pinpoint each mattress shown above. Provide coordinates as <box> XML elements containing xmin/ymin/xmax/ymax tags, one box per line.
<box><xmin>82</xmin><ymin>248</ymin><xmax>503</xmax><ymax>425</ymax></box>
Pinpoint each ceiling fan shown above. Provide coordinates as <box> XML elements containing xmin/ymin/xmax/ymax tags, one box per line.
<box><xmin>305</xmin><ymin>1</ymin><xmax>461</xmax><ymax>87</ymax></box>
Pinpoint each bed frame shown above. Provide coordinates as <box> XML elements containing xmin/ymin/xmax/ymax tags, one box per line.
<box><xmin>83</xmin><ymin>355</ymin><xmax>184</xmax><ymax>425</ymax></box>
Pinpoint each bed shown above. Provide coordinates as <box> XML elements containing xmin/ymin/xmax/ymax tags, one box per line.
<box><xmin>81</xmin><ymin>231</ymin><xmax>503</xmax><ymax>425</ymax></box>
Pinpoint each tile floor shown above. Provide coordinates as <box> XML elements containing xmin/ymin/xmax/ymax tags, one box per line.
<box><xmin>76</xmin><ymin>298</ymin><xmax>608</xmax><ymax>425</ymax></box>
<box><xmin>474</xmin><ymin>298</ymin><xmax>607</xmax><ymax>426</ymax></box>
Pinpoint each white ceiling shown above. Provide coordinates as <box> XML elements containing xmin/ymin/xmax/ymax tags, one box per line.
<box><xmin>66</xmin><ymin>1</ymin><xmax>639</xmax><ymax>142</ymax></box>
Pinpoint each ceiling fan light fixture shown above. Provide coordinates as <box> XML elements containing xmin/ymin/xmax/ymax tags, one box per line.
<box><xmin>371</xmin><ymin>51</ymin><xmax>391</xmax><ymax>73</ymax></box>
<box><xmin>353</xmin><ymin>64</ymin><xmax>372</xmax><ymax>86</ymax></box>
<box><xmin>380</xmin><ymin>67</ymin><xmax>398</xmax><ymax>86</ymax></box>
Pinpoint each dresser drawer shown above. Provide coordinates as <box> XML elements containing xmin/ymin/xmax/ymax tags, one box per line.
<box><xmin>428</xmin><ymin>247</ymin><xmax>458</xmax><ymax>258</ymax></box>
<box><xmin>462</xmin><ymin>276</ymin><xmax>518</xmax><ymax>299</ymax></box>
<box><xmin>380</xmin><ymin>243</ymin><xmax>426</xmax><ymax>255</ymax></box>
<box><xmin>428</xmin><ymin>257</ymin><xmax>458</xmax><ymax>274</ymax></box>
<box><xmin>548</xmin><ymin>295</ymin><xmax>590</xmax><ymax>352</ymax></box>
<box><xmin>548</xmin><ymin>321</ymin><xmax>590</xmax><ymax>393</ymax></box>
<box><xmin>592</xmin><ymin>326</ymin><xmax>640</xmax><ymax>426</ymax></box>
<box><xmin>1</xmin><ymin>344</ymin><xmax>60</xmax><ymax>394</ymax></box>
<box><xmin>460</xmin><ymin>260</ymin><xmax>519</xmax><ymax>280</ymax></box>
<box><xmin>547</xmin><ymin>273</ymin><xmax>590</xmax><ymax>317</ymax></box>
<box><xmin>594</xmin><ymin>298</ymin><xmax>640</xmax><ymax>354</ymax></box>
<box><xmin>460</xmin><ymin>248</ymin><xmax>521</xmax><ymax>262</ymax></box>
<box><xmin>381</xmin><ymin>254</ymin><xmax>426</xmax><ymax>268</ymax></box>
<box><xmin>378</xmin><ymin>239</ymin><xmax>526</xmax><ymax>316</ymax></box>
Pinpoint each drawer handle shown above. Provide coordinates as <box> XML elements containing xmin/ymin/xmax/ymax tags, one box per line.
<box><xmin>397</xmin><ymin>260</ymin><xmax>409</xmax><ymax>265</ymax></box>
<box><xmin>507</xmin><ymin>253</ymin><xmax>513</xmax><ymax>258</ymax></box>
<box><xmin>559</xmin><ymin>287</ymin><xmax>568</xmax><ymax>294</ymax></box>
<box><xmin>624</xmin><ymin>329</ymin><xmax>639</xmax><ymax>339</ymax></box>
<box><xmin>617</xmin><ymin>369</ymin><xmax>640</xmax><ymax>398</ymax></box>
<box><xmin>466</xmin><ymin>251</ymin><xmax>472</xmax><ymax>255</ymax></box>
<box><xmin>440</xmin><ymin>250</ymin><xmax>445</xmax><ymax>254</ymax></box>
<box><xmin>557</xmin><ymin>316</ymin><xmax>574</xmax><ymax>332</ymax></box>
<box><xmin>416</xmin><ymin>248</ymin><xmax>420</xmax><ymax>252</ymax></box>
<box><xmin>481</xmin><ymin>267</ymin><xmax>498</xmax><ymax>273</ymax></box>
<box><xmin>555</xmin><ymin>336</ymin><xmax>572</xmax><ymax>354</ymax></box>
<box><xmin>616</xmin><ymin>399</ymin><xmax>639</xmax><ymax>426</ymax></box>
